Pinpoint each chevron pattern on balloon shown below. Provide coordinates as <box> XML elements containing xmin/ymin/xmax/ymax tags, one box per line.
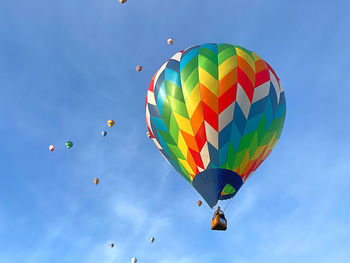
<box><xmin>145</xmin><ymin>43</ymin><xmax>286</xmax><ymax>200</ymax></box>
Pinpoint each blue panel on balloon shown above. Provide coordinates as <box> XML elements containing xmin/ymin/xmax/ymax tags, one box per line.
<box><xmin>192</xmin><ymin>169</ymin><xmax>243</xmax><ymax>208</ymax></box>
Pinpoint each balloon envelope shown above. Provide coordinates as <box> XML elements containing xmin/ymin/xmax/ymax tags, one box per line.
<box><xmin>145</xmin><ymin>43</ymin><xmax>286</xmax><ymax>208</ymax></box>
<box><xmin>131</xmin><ymin>258</ymin><xmax>137</xmax><ymax>263</ymax></box>
<box><xmin>49</xmin><ymin>145</ymin><xmax>55</xmax><ymax>151</ymax></box>
<box><xmin>107</xmin><ymin>120</ymin><xmax>115</xmax><ymax>127</ymax></box>
<box><xmin>65</xmin><ymin>141</ymin><xmax>73</xmax><ymax>149</ymax></box>
<box><xmin>102</xmin><ymin>131</ymin><xmax>107</xmax><ymax>136</ymax></box>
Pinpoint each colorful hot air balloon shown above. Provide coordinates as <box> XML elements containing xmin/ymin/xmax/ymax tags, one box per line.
<box><xmin>107</xmin><ymin>120</ymin><xmax>115</xmax><ymax>127</ymax></box>
<box><xmin>150</xmin><ymin>237</ymin><xmax>155</xmax><ymax>243</ymax></box>
<box><xmin>147</xmin><ymin>131</ymin><xmax>151</xmax><ymax>138</ymax></box>
<box><xmin>49</xmin><ymin>145</ymin><xmax>55</xmax><ymax>151</ymax></box>
<box><xmin>131</xmin><ymin>257</ymin><xmax>137</xmax><ymax>263</ymax></box>
<box><xmin>167</xmin><ymin>38</ymin><xmax>174</xmax><ymax>45</ymax></box>
<box><xmin>119</xmin><ymin>0</ymin><xmax>127</xmax><ymax>3</ymax></box>
<box><xmin>102</xmin><ymin>131</ymin><xmax>107</xmax><ymax>136</ymax></box>
<box><xmin>65</xmin><ymin>141</ymin><xmax>73</xmax><ymax>149</ymax></box>
<box><xmin>136</xmin><ymin>65</ymin><xmax>143</xmax><ymax>72</ymax></box>
<box><xmin>110</xmin><ymin>243</ymin><xmax>114</xmax><ymax>248</ymax></box>
<box><xmin>197</xmin><ymin>200</ymin><xmax>202</xmax><ymax>206</ymax></box>
<box><xmin>94</xmin><ymin>178</ymin><xmax>100</xmax><ymax>185</ymax></box>
<box><xmin>145</xmin><ymin>43</ymin><xmax>286</xmax><ymax>211</ymax></box>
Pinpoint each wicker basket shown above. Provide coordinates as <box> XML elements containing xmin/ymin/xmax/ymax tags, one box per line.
<box><xmin>211</xmin><ymin>213</ymin><xmax>227</xmax><ymax>231</ymax></box>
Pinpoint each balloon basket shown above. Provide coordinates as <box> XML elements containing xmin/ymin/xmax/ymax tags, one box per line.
<box><xmin>211</xmin><ymin>212</ymin><xmax>227</xmax><ymax>231</ymax></box>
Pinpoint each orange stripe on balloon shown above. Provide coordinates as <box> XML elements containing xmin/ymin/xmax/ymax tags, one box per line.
<box><xmin>186</xmin><ymin>150</ymin><xmax>198</xmax><ymax>176</ymax></box>
<box><xmin>200</xmin><ymin>83</ymin><xmax>218</xmax><ymax>114</ymax></box>
<box><xmin>242</xmin><ymin>159</ymin><xmax>255</xmax><ymax>175</ymax></box>
<box><xmin>238</xmin><ymin>56</ymin><xmax>255</xmax><ymax>85</ymax></box>
<box><xmin>181</xmin><ymin>130</ymin><xmax>199</xmax><ymax>152</ymax></box>
<box><xmin>218</xmin><ymin>68</ymin><xmax>238</xmax><ymax>96</ymax></box>
<box><xmin>190</xmin><ymin>103</ymin><xmax>204</xmax><ymax>134</ymax></box>
<box><xmin>255</xmin><ymin>59</ymin><xmax>268</xmax><ymax>73</ymax></box>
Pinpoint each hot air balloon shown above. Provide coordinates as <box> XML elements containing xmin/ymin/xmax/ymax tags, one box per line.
<box><xmin>131</xmin><ymin>257</ymin><xmax>137</xmax><ymax>263</ymax></box>
<box><xmin>65</xmin><ymin>141</ymin><xmax>73</xmax><ymax>149</ymax></box>
<box><xmin>102</xmin><ymin>131</ymin><xmax>107</xmax><ymax>136</ymax></box>
<box><xmin>167</xmin><ymin>38</ymin><xmax>174</xmax><ymax>45</ymax></box>
<box><xmin>94</xmin><ymin>178</ymin><xmax>100</xmax><ymax>185</ymax></box>
<box><xmin>49</xmin><ymin>145</ymin><xmax>55</xmax><ymax>151</ymax></box>
<box><xmin>119</xmin><ymin>0</ymin><xmax>127</xmax><ymax>3</ymax></box>
<box><xmin>110</xmin><ymin>243</ymin><xmax>114</xmax><ymax>248</ymax></box>
<box><xmin>107</xmin><ymin>120</ymin><xmax>115</xmax><ymax>128</ymax></box>
<box><xmin>136</xmin><ymin>65</ymin><xmax>143</xmax><ymax>72</ymax></box>
<box><xmin>150</xmin><ymin>237</ymin><xmax>155</xmax><ymax>243</ymax></box>
<box><xmin>147</xmin><ymin>131</ymin><xmax>151</xmax><ymax>138</ymax></box>
<box><xmin>197</xmin><ymin>200</ymin><xmax>202</xmax><ymax>206</ymax></box>
<box><xmin>145</xmin><ymin>43</ymin><xmax>286</xmax><ymax>230</ymax></box>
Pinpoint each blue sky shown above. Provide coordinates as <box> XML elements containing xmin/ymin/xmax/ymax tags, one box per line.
<box><xmin>1</xmin><ymin>0</ymin><xmax>350</xmax><ymax>262</ymax></box>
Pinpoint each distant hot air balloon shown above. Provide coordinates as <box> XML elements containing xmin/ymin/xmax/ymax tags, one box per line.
<box><xmin>107</xmin><ymin>120</ymin><xmax>115</xmax><ymax>128</ymax></box>
<box><xmin>136</xmin><ymin>65</ymin><xmax>143</xmax><ymax>72</ymax></box>
<box><xmin>150</xmin><ymin>237</ymin><xmax>155</xmax><ymax>243</ymax></box>
<box><xmin>119</xmin><ymin>0</ymin><xmax>127</xmax><ymax>3</ymax></box>
<box><xmin>197</xmin><ymin>200</ymin><xmax>202</xmax><ymax>206</ymax></box>
<box><xmin>94</xmin><ymin>178</ymin><xmax>100</xmax><ymax>185</ymax></box>
<box><xmin>102</xmin><ymin>131</ymin><xmax>107</xmax><ymax>136</ymax></box>
<box><xmin>110</xmin><ymin>243</ymin><xmax>114</xmax><ymax>248</ymax></box>
<box><xmin>167</xmin><ymin>38</ymin><xmax>174</xmax><ymax>45</ymax></box>
<box><xmin>131</xmin><ymin>257</ymin><xmax>137</xmax><ymax>263</ymax></box>
<box><xmin>65</xmin><ymin>141</ymin><xmax>73</xmax><ymax>149</ymax></box>
<box><xmin>147</xmin><ymin>131</ymin><xmax>151</xmax><ymax>138</ymax></box>
<box><xmin>49</xmin><ymin>145</ymin><xmax>55</xmax><ymax>151</ymax></box>
<box><xmin>145</xmin><ymin>43</ymin><xmax>286</xmax><ymax>230</ymax></box>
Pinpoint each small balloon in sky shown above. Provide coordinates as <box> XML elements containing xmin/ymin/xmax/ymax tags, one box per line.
<box><xmin>150</xmin><ymin>237</ymin><xmax>155</xmax><ymax>243</ymax></box>
<box><xmin>167</xmin><ymin>38</ymin><xmax>174</xmax><ymax>45</ymax></box>
<box><xmin>118</xmin><ymin>0</ymin><xmax>127</xmax><ymax>3</ymax></box>
<box><xmin>197</xmin><ymin>200</ymin><xmax>202</xmax><ymax>207</ymax></box>
<box><xmin>136</xmin><ymin>65</ymin><xmax>143</xmax><ymax>72</ymax></box>
<box><xmin>146</xmin><ymin>131</ymin><xmax>151</xmax><ymax>138</ymax></box>
<box><xmin>65</xmin><ymin>141</ymin><xmax>73</xmax><ymax>149</ymax></box>
<box><xmin>110</xmin><ymin>243</ymin><xmax>114</xmax><ymax>248</ymax></box>
<box><xmin>102</xmin><ymin>131</ymin><xmax>107</xmax><ymax>137</ymax></box>
<box><xmin>131</xmin><ymin>257</ymin><xmax>137</xmax><ymax>263</ymax></box>
<box><xmin>94</xmin><ymin>178</ymin><xmax>100</xmax><ymax>185</ymax></box>
<box><xmin>49</xmin><ymin>145</ymin><xmax>55</xmax><ymax>151</ymax></box>
<box><xmin>107</xmin><ymin>120</ymin><xmax>115</xmax><ymax>128</ymax></box>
